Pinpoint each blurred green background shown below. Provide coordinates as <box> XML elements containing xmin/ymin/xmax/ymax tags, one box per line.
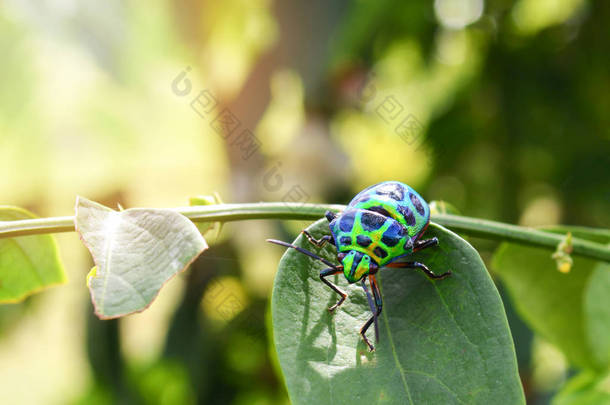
<box><xmin>0</xmin><ymin>0</ymin><xmax>608</xmax><ymax>404</ymax></box>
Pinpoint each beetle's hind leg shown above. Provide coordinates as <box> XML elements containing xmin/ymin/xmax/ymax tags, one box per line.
<box><xmin>302</xmin><ymin>230</ymin><xmax>334</xmax><ymax>248</ymax></box>
<box><xmin>386</xmin><ymin>261</ymin><xmax>451</xmax><ymax>279</ymax></box>
<box><xmin>319</xmin><ymin>267</ymin><xmax>347</xmax><ymax>312</ymax></box>
<box><xmin>407</xmin><ymin>261</ymin><xmax>451</xmax><ymax>279</ymax></box>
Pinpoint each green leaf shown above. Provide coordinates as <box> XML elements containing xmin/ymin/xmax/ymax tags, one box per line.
<box><xmin>0</xmin><ymin>206</ymin><xmax>67</xmax><ymax>302</ymax></box>
<box><xmin>271</xmin><ymin>219</ymin><xmax>524</xmax><ymax>405</ymax></box>
<box><xmin>553</xmin><ymin>370</ymin><xmax>610</xmax><ymax>405</ymax></box>
<box><xmin>75</xmin><ymin>196</ymin><xmax>208</xmax><ymax>319</ymax></box>
<box><xmin>492</xmin><ymin>227</ymin><xmax>610</xmax><ymax>370</ymax></box>
<box><xmin>584</xmin><ymin>262</ymin><xmax>610</xmax><ymax>367</ymax></box>
<box><xmin>132</xmin><ymin>360</ymin><xmax>195</xmax><ymax>405</ymax></box>
<box><xmin>429</xmin><ymin>200</ymin><xmax>461</xmax><ymax>215</ymax></box>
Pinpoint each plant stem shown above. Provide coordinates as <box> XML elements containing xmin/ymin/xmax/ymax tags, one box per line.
<box><xmin>0</xmin><ymin>203</ymin><xmax>344</xmax><ymax>238</ymax></box>
<box><xmin>1</xmin><ymin>203</ymin><xmax>609</xmax><ymax>262</ymax></box>
<box><xmin>432</xmin><ymin>214</ymin><xmax>610</xmax><ymax>262</ymax></box>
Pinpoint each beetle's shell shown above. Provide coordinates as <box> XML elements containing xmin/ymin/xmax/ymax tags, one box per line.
<box><xmin>329</xmin><ymin>181</ymin><xmax>430</xmax><ymax>265</ymax></box>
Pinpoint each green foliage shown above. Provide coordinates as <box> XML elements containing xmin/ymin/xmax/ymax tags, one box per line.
<box><xmin>75</xmin><ymin>197</ymin><xmax>207</xmax><ymax>318</ymax></box>
<box><xmin>133</xmin><ymin>360</ymin><xmax>196</xmax><ymax>405</ymax></box>
<box><xmin>429</xmin><ymin>200</ymin><xmax>461</xmax><ymax>216</ymax></box>
<box><xmin>0</xmin><ymin>0</ymin><xmax>609</xmax><ymax>402</ymax></box>
<box><xmin>0</xmin><ymin>206</ymin><xmax>66</xmax><ymax>302</ymax></box>
<box><xmin>272</xmin><ymin>219</ymin><xmax>524</xmax><ymax>405</ymax></box>
<box><xmin>493</xmin><ymin>227</ymin><xmax>610</xmax><ymax>371</ymax></box>
<box><xmin>494</xmin><ymin>227</ymin><xmax>610</xmax><ymax>403</ymax></box>
<box><xmin>584</xmin><ymin>263</ymin><xmax>610</xmax><ymax>367</ymax></box>
<box><xmin>554</xmin><ymin>370</ymin><xmax>610</xmax><ymax>405</ymax></box>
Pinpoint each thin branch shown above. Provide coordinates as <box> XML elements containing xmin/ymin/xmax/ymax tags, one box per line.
<box><xmin>1</xmin><ymin>203</ymin><xmax>608</xmax><ymax>263</ymax></box>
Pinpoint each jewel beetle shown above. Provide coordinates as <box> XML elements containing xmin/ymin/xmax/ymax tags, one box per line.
<box><xmin>268</xmin><ymin>181</ymin><xmax>451</xmax><ymax>352</ymax></box>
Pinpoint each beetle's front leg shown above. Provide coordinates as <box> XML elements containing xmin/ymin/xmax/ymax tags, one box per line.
<box><xmin>302</xmin><ymin>230</ymin><xmax>334</xmax><ymax>248</ymax></box>
<box><xmin>359</xmin><ymin>275</ymin><xmax>383</xmax><ymax>352</ymax></box>
<box><xmin>319</xmin><ymin>267</ymin><xmax>347</xmax><ymax>312</ymax></box>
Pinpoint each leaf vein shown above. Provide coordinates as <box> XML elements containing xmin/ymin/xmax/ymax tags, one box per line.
<box><xmin>404</xmin><ymin>369</ymin><xmax>467</xmax><ymax>404</ymax></box>
<box><xmin>378</xmin><ymin>277</ymin><xmax>414</xmax><ymax>405</ymax></box>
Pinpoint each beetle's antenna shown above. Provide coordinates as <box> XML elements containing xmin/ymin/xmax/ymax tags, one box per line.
<box><xmin>361</xmin><ymin>278</ymin><xmax>379</xmax><ymax>343</ymax></box>
<box><xmin>266</xmin><ymin>239</ymin><xmax>338</xmax><ymax>269</ymax></box>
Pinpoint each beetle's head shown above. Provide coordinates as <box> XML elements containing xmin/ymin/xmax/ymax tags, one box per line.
<box><xmin>338</xmin><ymin>251</ymin><xmax>378</xmax><ymax>283</ymax></box>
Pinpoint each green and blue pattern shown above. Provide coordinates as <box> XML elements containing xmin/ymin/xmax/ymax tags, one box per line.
<box><xmin>329</xmin><ymin>181</ymin><xmax>430</xmax><ymax>279</ymax></box>
<box><xmin>329</xmin><ymin>181</ymin><xmax>430</xmax><ymax>282</ymax></box>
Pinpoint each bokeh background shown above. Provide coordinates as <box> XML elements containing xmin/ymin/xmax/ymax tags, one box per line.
<box><xmin>1</xmin><ymin>0</ymin><xmax>608</xmax><ymax>404</ymax></box>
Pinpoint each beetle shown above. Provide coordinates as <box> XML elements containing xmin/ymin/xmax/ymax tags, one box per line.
<box><xmin>268</xmin><ymin>181</ymin><xmax>451</xmax><ymax>351</ymax></box>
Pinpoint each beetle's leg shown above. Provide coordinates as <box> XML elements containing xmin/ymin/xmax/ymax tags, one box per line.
<box><xmin>407</xmin><ymin>261</ymin><xmax>451</xmax><ymax>279</ymax></box>
<box><xmin>413</xmin><ymin>237</ymin><xmax>438</xmax><ymax>252</ymax></box>
<box><xmin>320</xmin><ymin>267</ymin><xmax>347</xmax><ymax>312</ymax></box>
<box><xmin>360</xmin><ymin>275</ymin><xmax>383</xmax><ymax>352</ymax></box>
<box><xmin>370</xmin><ymin>275</ymin><xmax>382</xmax><ymax>341</ymax></box>
<box><xmin>302</xmin><ymin>230</ymin><xmax>334</xmax><ymax>248</ymax></box>
<box><xmin>387</xmin><ymin>261</ymin><xmax>451</xmax><ymax>279</ymax></box>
